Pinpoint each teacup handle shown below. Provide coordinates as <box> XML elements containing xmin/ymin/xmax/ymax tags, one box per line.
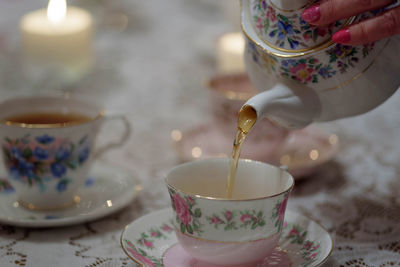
<box><xmin>93</xmin><ymin>114</ymin><xmax>131</xmax><ymax>159</ymax></box>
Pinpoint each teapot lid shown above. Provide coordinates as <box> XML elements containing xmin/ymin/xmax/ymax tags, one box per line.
<box><xmin>248</xmin><ymin>0</ymin><xmax>350</xmax><ymax>52</ymax></box>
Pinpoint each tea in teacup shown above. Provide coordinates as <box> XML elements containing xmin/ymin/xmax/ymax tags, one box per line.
<box><xmin>0</xmin><ymin>96</ymin><xmax>130</xmax><ymax>210</ymax></box>
<box><xmin>165</xmin><ymin>158</ymin><xmax>294</xmax><ymax>266</ymax></box>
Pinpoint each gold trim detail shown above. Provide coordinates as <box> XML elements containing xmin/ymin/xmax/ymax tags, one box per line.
<box><xmin>242</xmin><ymin>23</ymin><xmax>330</xmax><ymax>58</ymax></box>
<box><xmin>253</xmin><ymin>18</ymin><xmax>352</xmax><ymax>53</ymax></box>
<box><xmin>175</xmin><ymin>226</ymin><xmax>280</xmax><ymax>243</ymax></box>
<box><xmin>300</xmin><ymin>213</ymin><xmax>334</xmax><ymax>267</ymax></box>
<box><xmin>18</xmin><ymin>195</ymin><xmax>81</xmax><ymax>211</ymax></box>
<box><xmin>165</xmin><ymin>159</ymin><xmax>294</xmax><ymax>202</ymax></box>
<box><xmin>1</xmin><ymin>111</ymin><xmax>105</xmax><ymax>129</ymax></box>
<box><xmin>321</xmin><ymin>39</ymin><xmax>390</xmax><ymax>92</ymax></box>
<box><xmin>120</xmin><ymin>226</ymin><xmax>146</xmax><ymax>267</ymax></box>
<box><xmin>241</xmin><ymin>0</ymin><xmax>356</xmax><ymax>57</ymax></box>
<box><xmin>268</xmin><ymin>0</ymin><xmax>314</xmax><ymax>12</ymax></box>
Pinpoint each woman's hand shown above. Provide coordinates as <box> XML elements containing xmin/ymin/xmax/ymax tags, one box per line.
<box><xmin>301</xmin><ymin>0</ymin><xmax>400</xmax><ymax>45</ymax></box>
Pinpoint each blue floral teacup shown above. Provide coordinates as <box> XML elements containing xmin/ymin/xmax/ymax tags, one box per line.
<box><xmin>0</xmin><ymin>96</ymin><xmax>130</xmax><ymax>210</ymax></box>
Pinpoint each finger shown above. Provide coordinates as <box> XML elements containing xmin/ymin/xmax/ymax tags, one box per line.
<box><xmin>302</xmin><ymin>0</ymin><xmax>394</xmax><ymax>25</ymax></box>
<box><xmin>332</xmin><ymin>6</ymin><xmax>400</xmax><ymax>45</ymax></box>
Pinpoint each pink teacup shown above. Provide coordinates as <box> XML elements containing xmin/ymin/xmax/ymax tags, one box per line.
<box><xmin>165</xmin><ymin>158</ymin><xmax>294</xmax><ymax>266</ymax></box>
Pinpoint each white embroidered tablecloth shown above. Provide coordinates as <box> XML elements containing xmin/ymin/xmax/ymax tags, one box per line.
<box><xmin>0</xmin><ymin>0</ymin><xmax>400</xmax><ymax>266</ymax></box>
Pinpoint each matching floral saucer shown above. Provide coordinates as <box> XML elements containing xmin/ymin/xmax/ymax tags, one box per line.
<box><xmin>121</xmin><ymin>208</ymin><xmax>333</xmax><ymax>267</ymax></box>
<box><xmin>0</xmin><ymin>159</ymin><xmax>141</xmax><ymax>227</ymax></box>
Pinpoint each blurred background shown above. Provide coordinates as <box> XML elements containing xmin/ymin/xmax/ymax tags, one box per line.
<box><xmin>1</xmin><ymin>1</ymin><xmax>400</xmax><ymax>265</ymax></box>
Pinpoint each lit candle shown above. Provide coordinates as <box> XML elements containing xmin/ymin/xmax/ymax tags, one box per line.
<box><xmin>216</xmin><ymin>32</ymin><xmax>245</xmax><ymax>74</ymax></box>
<box><xmin>20</xmin><ymin>0</ymin><xmax>93</xmax><ymax>79</ymax></box>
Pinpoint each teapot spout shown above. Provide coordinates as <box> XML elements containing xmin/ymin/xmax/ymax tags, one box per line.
<box><xmin>243</xmin><ymin>83</ymin><xmax>321</xmax><ymax>129</ymax></box>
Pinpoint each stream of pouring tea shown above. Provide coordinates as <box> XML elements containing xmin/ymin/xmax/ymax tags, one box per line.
<box><xmin>226</xmin><ymin>105</ymin><xmax>257</xmax><ymax>199</ymax></box>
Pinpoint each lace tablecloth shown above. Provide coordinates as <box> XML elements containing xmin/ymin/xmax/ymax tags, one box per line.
<box><xmin>1</xmin><ymin>0</ymin><xmax>400</xmax><ymax>266</ymax></box>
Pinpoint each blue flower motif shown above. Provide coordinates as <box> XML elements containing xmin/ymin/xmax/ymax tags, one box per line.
<box><xmin>79</xmin><ymin>147</ymin><xmax>90</xmax><ymax>164</ymax></box>
<box><xmin>35</xmin><ymin>134</ymin><xmax>54</xmax><ymax>145</ymax></box>
<box><xmin>33</xmin><ymin>147</ymin><xmax>49</xmax><ymax>160</ymax></box>
<box><xmin>261</xmin><ymin>0</ymin><xmax>267</xmax><ymax>9</ymax></box>
<box><xmin>56</xmin><ymin>180</ymin><xmax>68</xmax><ymax>192</ymax></box>
<box><xmin>51</xmin><ymin>163</ymin><xmax>67</xmax><ymax>178</ymax></box>
<box><xmin>9</xmin><ymin>167</ymin><xmax>20</xmax><ymax>179</ymax></box>
<box><xmin>55</xmin><ymin>147</ymin><xmax>70</xmax><ymax>161</ymax></box>
<box><xmin>318</xmin><ymin>67</ymin><xmax>336</xmax><ymax>79</ymax></box>
<box><xmin>4</xmin><ymin>186</ymin><xmax>14</xmax><ymax>193</ymax></box>
<box><xmin>17</xmin><ymin>160</ymin><xmax>35</xmax><ymax>178</ymax></box>
<box><xmin>282</xmin><ymin>59</ymin><xmax>297</xmax><ymax>67</ymax></box>
<box><xmin>288</xmin><ymin>39</ymin><xmax>299</xmax><ymax>49</ymax></box>
<box><xmin>299</xmin><ymin>17</ymin><xmax>307</xmax><ymax>25</ymax></box>
<box><xmin>10</xmin><ymin>147</ymin><xmax>23</xmax><ymax>159</ymax></box>
<box><xmin>84</xmin><ymin>177</ymin><xmax>95</xmax><ymax>187</ymax></box>
<box><xmin>248</xmin><ymin>41</ymin><xmax>257</xmax><ymax>52</ymax></box>
<box><xmin>277</xmin><ymin>21</ymin><xmax>294</xmax><ymax>40</ymax></box>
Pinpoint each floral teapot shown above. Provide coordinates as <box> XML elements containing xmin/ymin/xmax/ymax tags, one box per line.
<box><xmin>241</xmin><ymin>0</ymin><xmax>400</xmax><ymax>128</ymax></box>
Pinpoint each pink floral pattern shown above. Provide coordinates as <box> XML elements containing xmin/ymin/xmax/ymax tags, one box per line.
<box><xmin>251</xmin><ymin>0</ymin><xmax>345</xmax><ymax>50</ymax></box>
<box><xmin>271</xmin><ymin>193</ymin><xmax>289</xmax><ymax>232</ymax></box>
<box><xmin>247</xmin><ymin>34</ymin><xmax>378</xmax><ymax>85</ymax></box>
<box><xmin>290</xmin><ymin>63</ymin><xmax>314</xmax><ymax>83</ymax></box>
<box><xmin>207</xmin><ymin>209</ymin><xmax>266</xmax><ymax>231</ymax></box>
<box><xmin>123</xmin><ymin>211</ymin><xmax>328</xmax><ymax>267</ymax></box>
<box><xmin>161</xmin><ymin>224</ymin><xmax>173</xmax><ymax>233</ymax></box>
<box><xmin>169</xmin><ymin>188</ymin><xmax>281</xmax><ymax>235</ymax></box>
<box><xmin>124</xmin><ymin>222</ymin><xmax>175</xmax><ymax>267</ymax></box>
<box><xmin>124</xmin><ymin>239</ymin><xmax>161</xmax><ymax>267</ymax></box>
<box><xmin>282</xmin><ymin>223</ymin><xmax>321</xmax><ymax>267</ymax></box>
<box><xmin>172</xmin><ymin>193</ymin><xmax>192</xmax><ymax>226</ymax></box>
<box><xmin>168</xmin><ymin>188</ymin><xmax>202</xmax><ymax>235</ymax></box>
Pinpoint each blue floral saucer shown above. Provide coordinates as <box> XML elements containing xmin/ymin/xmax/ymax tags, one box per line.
<box><xmin>0</xmin><ymin>159</ymin><xmax>141</xmax><ymax>227</ymax></box>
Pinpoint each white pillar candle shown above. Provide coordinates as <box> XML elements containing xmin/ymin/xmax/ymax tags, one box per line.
<box><xmin>20</xmin><ymin>0</ymin><xmax>93</xmax><ymax>79</ymax></box>
<box><xmin>216</xmin><ymin>32</ymin><xmax>245</xmax><ymax>74</ymax></box>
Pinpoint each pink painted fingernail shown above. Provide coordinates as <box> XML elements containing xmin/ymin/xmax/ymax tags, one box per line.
<box><xmin>332</xmin><ymin>29</ymin><xmax>351</xmax><ymax>44</ymax></box>
<box><xmin>302</xmin><ymin>4</ymin><xmax>321</xmax><ymax>23</ymax></box>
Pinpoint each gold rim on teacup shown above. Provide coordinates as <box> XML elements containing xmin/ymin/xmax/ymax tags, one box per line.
<box><xmin>165</xmin><ymin>158</ymin><xmax>295</xmax><ymax>202</ymax></box>
<box><xmin>1</xmin><ymin>111</ymin><xmax>105</xmax><ymax>129</ymax></box>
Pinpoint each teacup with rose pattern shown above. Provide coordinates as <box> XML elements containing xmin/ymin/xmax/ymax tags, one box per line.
<box><xmin>165</xmin><ymin>158</ymin><xmax>294</xmax><ymax>266</ymax></box>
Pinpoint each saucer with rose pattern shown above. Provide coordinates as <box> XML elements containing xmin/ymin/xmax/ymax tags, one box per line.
<box><xmin>0</xmin><ymin>159</ymin><xmax>141</xmax><ymax>227</ymax></box>
<box><xmin>121</xmin><ymin>208</ymin><xmax>333</xmax><ymax>267</ymax></box>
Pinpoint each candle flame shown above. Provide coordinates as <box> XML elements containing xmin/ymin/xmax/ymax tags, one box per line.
<box><xmin>47</xmin><ymin>0</ymin><xmax>67</xmax><ymax>24</ymax></box>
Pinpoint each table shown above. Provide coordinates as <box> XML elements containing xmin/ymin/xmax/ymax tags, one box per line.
<box><xmin>0</xmin><ymin>0</ymin><xmax>400</xmax><ymax>266</ymax></box>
